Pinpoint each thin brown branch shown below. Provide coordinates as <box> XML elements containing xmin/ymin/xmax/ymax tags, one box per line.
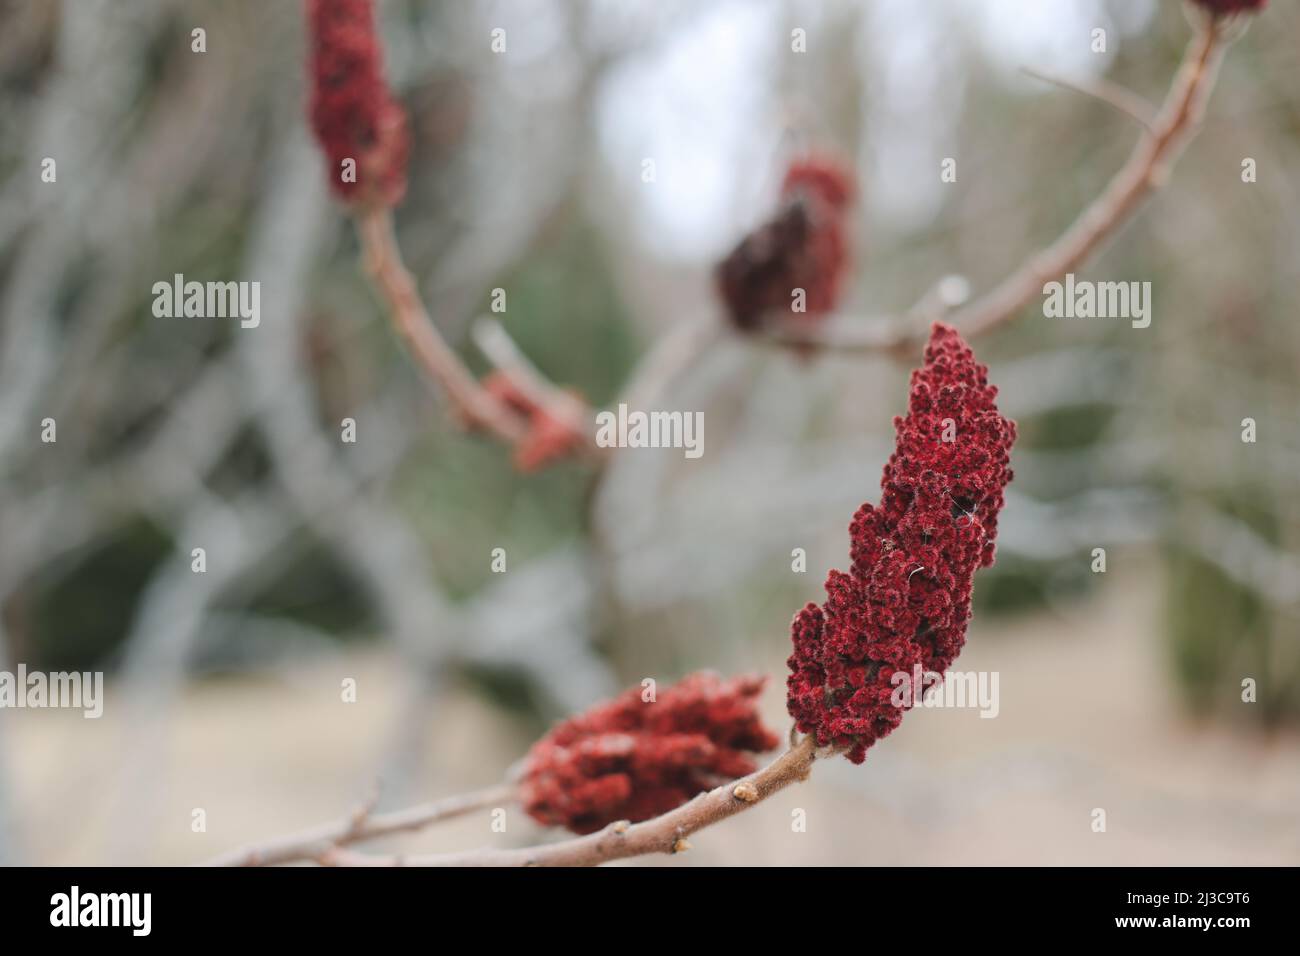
<box><xmin>360</xmin><ymin>209</ymin><xmax>612</xmax><ymax>462</ymax></box>
<box><xmin>616</xmin><ymin>316</ymin><xmax>722</xmax><ymax>414</ymax></box>
<box><xmin>356</xmin><ymin>210</ymin><xmax>528</xmax><ymax>441</ymax></box>
<box><xmin>203</xmin><ymin>781</ymin><xmax>518</xmax><ymax>867</ymax></box>
<box><xmin>318</xmin><ymin>736</ymin><xmax>819</xmax><ymax>867</ymax></box>
<box><xmin>471</xmin><ymin>310</ymin><xmax>723</xmax><ymax>468</ymax></box>
<box><xmin>769</xmin><ymin>20</ymin><xmax>1228</xmax><ymax>356</ymax></box>
<box><xmin>366</xmin><ymin>18</ymin><xmax>1230</xmax><ymax>452</ymax></box>
<box><xmin>1020</xmin><ymin>66</ymin><xmax>1158</xmax><ymax>132</ymax></box>
<box><xmin>951</xmin><ymin>21</ymin><xmax>1226</xmax><ymax>340</ymax></box>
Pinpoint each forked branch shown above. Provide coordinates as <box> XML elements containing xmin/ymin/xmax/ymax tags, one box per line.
<box><xmin>772</xmin><ymin>19</ymin><xmax>1228</xmax><ymax>354</ymax></box>
<box><xmin>317</xmin><ymin>736</ymin><xmax>820</xmax><ymax>867</ymax></box>
<box><xmin>951</xmin><ymin>20</ymin><xmax>1225</xmax><ymax>341</ymax></box>
<box><xmin>358</xmin><ymin>209</ymin><xmax>529</xmax><ymax>443</ymax></box>
<box><xmin>204</xmin><ymin>781</ymin><xmax>517</xmax><ymax>867</ymax></box>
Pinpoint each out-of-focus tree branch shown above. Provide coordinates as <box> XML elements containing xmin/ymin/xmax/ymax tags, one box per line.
<box><xmin>207</xmin><ymin>781</ymin><xmax>518</xmax><ymax>867</ymax></box>
<box><xmin>767</xmin><ymin>18</ymin><xmax>1230</xmax><ymax>354</ymax></box>
<box><xmin>316</xmin><ymin>736</ymin><xmax>820</xmax><ymax>868</ymax></box>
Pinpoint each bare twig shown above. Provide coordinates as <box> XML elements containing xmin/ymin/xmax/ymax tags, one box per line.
<box><xmin>358</xmin><ymin>208</ymin><xmax>528</xmax><ymax>442</ymax></box>
<box><xmin>318</xmin><ymin>736</ymin><xmax>818</xmax><ymax>867</ymax></box>
<box><xmin>1020</xmin><ymin>65</ymin><xmax>1158</xmax><ymax>132</ymax></box>
<box><xmin>359</xmin><ymin>208</ymin><xmax>611</xmax><ymax>461</ymax></box>
<box><xmin>366</xmin><ymin>22</ymin><xmax>1228</xmax><ymax>447</ymax></box>
<box><xmin>763</xmin><ymin>313</ymin><xmax>917</xmax><ymax>357</ymax></box>
<box><xmin>616</xmin><ymin>316</ymin><xmax>722</xmax><ymax>415</ymax></box>
<box><xmin>950</xmin><ymin>21</ymin><xmax>1226</xmax><ymax>341</ymax></box>
<box><xmin>205</xmin><ymin>782</ymin><xmax>518</xmax><ymax>867</ymax></box>
<box><xmin>471</xmin><ymin>315</ymin><xmax>596</xmax><ymax>437</ymax></box>
<box><xmin>769</xmin><ymin>20</ymin><xmax>1228</xmax><ymax>355</ymax></box>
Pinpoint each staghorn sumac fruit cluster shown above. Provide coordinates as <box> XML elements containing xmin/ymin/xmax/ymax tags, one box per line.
<box><xmin>787</xmin><ymin>324</ymin><xmax>1016</xmax><ymax>763</ymax></box>
<box><xmin>520</xmin><ymin>673</ymin><xmax>779</xmax><ymax>834</ymax></box>
<box><xmin>715</xmin><ymin>154</ymin><xmax>855</xmax><ymax>332</ymax></box>
<box><xmin>306</xmin><ymin>0</ymin><xmax>409</xmax><ymax>207</ymax></box>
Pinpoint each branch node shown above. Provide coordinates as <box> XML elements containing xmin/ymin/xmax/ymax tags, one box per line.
<box><xmin>345</xmin><ymin>781</ymin><xmax>383</xmax><ymax>839</ymax></box>
<box><xmin>732</xmin><ymin>782</ymin><xmax>760</xmax><ymax>803</ymax></box>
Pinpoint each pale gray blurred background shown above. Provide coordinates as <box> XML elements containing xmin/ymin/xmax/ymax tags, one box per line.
<box><xmin>0</xmin><ymin>0</ymin><xmax>1297</xmax><ymax>865</ymax></box>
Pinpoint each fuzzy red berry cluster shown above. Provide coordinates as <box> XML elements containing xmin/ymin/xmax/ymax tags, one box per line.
<box><xmin>306</xmin><ymin>0</ymin><xmax>409</xmax><ymax>207</ymax></box>
<box><xmin>521</xmin><ymin>673</ymin><xmax>780</xmax><ymax>834</ymax></box>
<box><xmin>715</xmin><ymin>154</ymin><xmax>854</xmax><ymax>331</ymax></box>
<box><xmin>787</xmin><ymin>324</ymin><xmax>1016</xmax><ymax>763</ymax></box>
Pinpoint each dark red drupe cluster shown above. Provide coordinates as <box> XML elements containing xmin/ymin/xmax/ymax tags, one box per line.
<box><xmin>787</xmin><ymin>324</ymin><xmax>1016</xmax><ymax>763</ymax></box>
<box><xmin>715</xmin><ymin>154</ymin><xmax>855</xmax><ymax>331</ymax></box>
<box><xmin>521</xmin><ymin>673</ymin><xmax>780</xmax><ymax>834</ymax></box>
<box><xmin>306</xmin><ymin>0</ymin><xmax>409</xmax><ymax>206</ymax></box>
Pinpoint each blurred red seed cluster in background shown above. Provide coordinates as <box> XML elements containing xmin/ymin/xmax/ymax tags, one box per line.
<box><xmin>715</xmin><ymin>153</ymin><xmax>855</xmax><ymax>332</ymax></box>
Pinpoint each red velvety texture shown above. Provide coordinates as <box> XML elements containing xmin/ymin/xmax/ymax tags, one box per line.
<box><xmin>715</xmin><ymin>154</ymin><xmax>855</xmax><ymax>331</ymax></box>
<box><xmin>521</xmin><ymin>673</ymin><xmax>780</xmax><ymax>834</ymax></box>
<box><xmin>306</xmin><ymin>0</ymin><xmax>408</xmax><ymax>206</ymax></box>
<box><xmin>787</xmin><ymin>324</ymin><xmax>1016</xmax><ymax>763</ymax></box>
